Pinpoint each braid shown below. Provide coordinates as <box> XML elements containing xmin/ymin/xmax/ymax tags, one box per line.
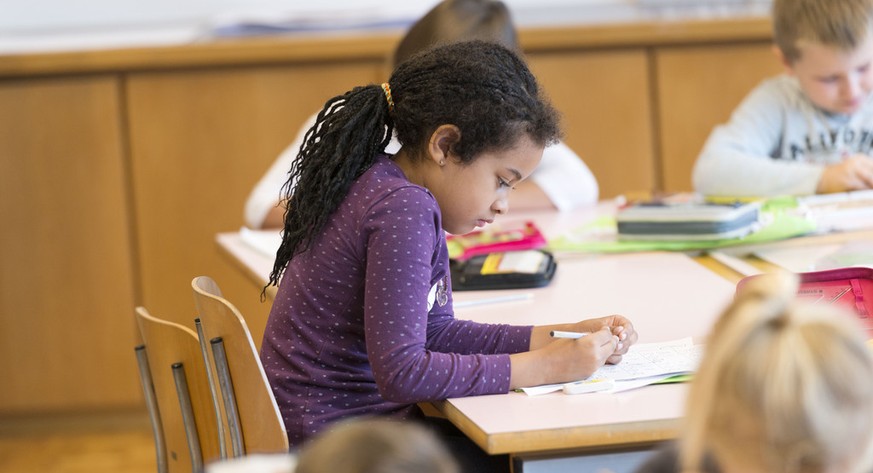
<box><xmin>266</xmin><ymin>85</ymin><xmax>392</xmax><ymax>289</ymax></box>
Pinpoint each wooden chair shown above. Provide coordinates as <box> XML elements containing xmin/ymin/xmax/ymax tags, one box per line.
<box><xmin>191</xmin><ymin>276</ymin><xmax>289</xmax><ymax>456</ymax></box>
<box><xmin>135</xmin><ymin>306</ymin><xmax>224</xmax><ymax>473</ymax></box>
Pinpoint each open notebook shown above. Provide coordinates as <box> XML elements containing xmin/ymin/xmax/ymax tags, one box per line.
<box><xmin>520</xmin><ymin>338</ymin><xmax>702</xmax><ymax>396</ymax></box>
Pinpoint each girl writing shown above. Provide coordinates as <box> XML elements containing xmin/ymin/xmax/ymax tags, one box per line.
<box><xmin>259</xmin><ymin>40</ymin><xmax>637</xmax><ymax>470</ymax></box>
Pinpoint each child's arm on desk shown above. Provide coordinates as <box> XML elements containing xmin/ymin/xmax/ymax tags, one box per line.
<box><xmin>817</xmin><ymin>155</ymin><xmax>873</xmax><ymax>193</ymax></box>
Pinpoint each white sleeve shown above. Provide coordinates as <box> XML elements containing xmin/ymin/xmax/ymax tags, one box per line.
<box><xmin>243</xmin><ymin>113</ymin><xmax>318</xmax><ymax>229</ymax></box>
<box><xmin>692</xmin><ymin>80</ymin><xmax>824</xmax><ymax>197</ymax></box>
<box><xmin>528</xmin><ymin>141</ymin><xmax>599</xmax><ymax>211</ymax></box>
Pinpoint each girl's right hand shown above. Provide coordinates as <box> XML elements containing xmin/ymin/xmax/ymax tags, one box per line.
<box><xmin>509</xmin><ymin>326</ymin><xmax>619</xmax><ymax>389</ymax></box>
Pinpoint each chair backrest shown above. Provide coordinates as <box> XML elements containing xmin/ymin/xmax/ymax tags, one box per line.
<box><xmin>135</xmin><ymin>306</ymin><xmax>224</xmax><ymax>473</ymax></box>
<box><xmin>191</xmin><ymin>276</ymin><xmax>289</xmax><ymax>455</ymax></box>
<box><xmin>134</xmin><ymin>343</ymin><xmax>169</xmax><ymax>473</ymax></box>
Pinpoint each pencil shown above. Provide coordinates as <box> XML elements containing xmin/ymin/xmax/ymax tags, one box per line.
<box><xmin>453</xmin><ymin>293</ymin><xmax>533</xmax><ymax>309</ymax></box>
<box><xmin>550</xmin><ymin>330</ymin><xmax>590</xmax><ymax>339</ymax></box>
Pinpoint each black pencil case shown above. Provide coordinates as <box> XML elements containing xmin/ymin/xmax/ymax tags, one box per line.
<box><xmin>450</xmin><ymin>250</ymin><xmax>557</xmax><ymax>291</ymax></box>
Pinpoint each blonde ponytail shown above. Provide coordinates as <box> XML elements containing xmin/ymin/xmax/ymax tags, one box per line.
<box><xmin>680</xmin><ymin>271</ymin><xmax>873</xmax><ymax>473</ymax></box>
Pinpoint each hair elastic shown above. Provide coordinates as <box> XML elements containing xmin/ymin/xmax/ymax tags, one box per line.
<box><xmin>381</xmin><ymin>82</ymin><xmax>395</xmax><ymax>113</ymax></box>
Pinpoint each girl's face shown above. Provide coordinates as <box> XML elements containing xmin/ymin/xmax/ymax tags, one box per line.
<box><xmin>428</xmin><ymin>133</ymin><xmax>543</xmax><ymax>235</ymax></box>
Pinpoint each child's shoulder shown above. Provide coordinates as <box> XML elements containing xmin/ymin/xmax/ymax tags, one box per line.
<box><xmin>738</xmin><ymin>74</ymin><xmax>807</xmax><ymax>111</ymax></box>
<box><xmin>745</xmin><ymin>74</ymin><xmax>799</xmax><ymax>98</ymax></box>
<box><xmin>761</xmin><ymin>73</ymin><xmax>799</xmax><ymax>91</ymax></box>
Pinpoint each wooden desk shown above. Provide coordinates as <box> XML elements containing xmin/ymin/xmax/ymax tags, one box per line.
<box><xmin>217</xmin><ymin>239</ymin><xmax>733</xmax><ymax>472</ymax></box>
<box><xmin>216</xmin><ymin>207</ymin><xmax>741</xmax><ymax>472</ymax></box>
<box><xmin>441</xmin><ymin>252</ymin><xmax>733</xmax><ymax>458</ymax></box>
<box><xmin>217</xmin><ymin>205</ymin><xmax>873</xmax><ymax>471</ymax></box>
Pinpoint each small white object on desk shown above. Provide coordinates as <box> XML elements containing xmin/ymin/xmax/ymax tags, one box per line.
<box><xmin>453</xmin><ymin>293</ymin><xmax>533</xmax><ymax>309</ymax></box>
<box><xmin>708</xmin><ymin>250</ymin><xmax>763</xmax><ymax>277</ymax></box>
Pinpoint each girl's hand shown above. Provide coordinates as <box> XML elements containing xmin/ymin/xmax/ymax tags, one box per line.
<box><xmin>512</xmin><ymin>315</ymin><xmax>638</xmax><ymax>388</ymax></box>
<box><xmin>539</xmin><ymin>326</ymin><xmax>620</xmax><ymax>384</ymax></box>
<box><xmin>511</xmin><ymin>327</ymin><xmax>619</xmax><ymax>388</ymax></box>
<box><xmin>567</xmin><ymin>315</ymin><xmax>638</xmax><ymax>364</ymax></box>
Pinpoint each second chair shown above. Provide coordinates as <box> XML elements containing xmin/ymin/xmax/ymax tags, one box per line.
<box><xmin>135</xmin><ymin>306</ymin><xmax>224</xmax><ymax>473</ymax></box>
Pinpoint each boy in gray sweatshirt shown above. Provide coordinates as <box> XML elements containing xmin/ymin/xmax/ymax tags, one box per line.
<box><xmin>693</xmin><ymin>0</ymin><xmax>873</xmax><ymax>197</ymax></box>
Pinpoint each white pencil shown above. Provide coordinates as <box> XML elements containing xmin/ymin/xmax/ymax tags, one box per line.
<box><xmin>708</xmin><ymin>250</ymin><xmax>763</xmax><ymax>277</ymax></box>
<box><xmin>454</xmin><ymin>293</ymin><xmax>533</xmax><ymax>308</ymax></box>
<box><xmin>550</xmin><ymin>330</ymin><xmax>590</xmax><ymax>339</ymax></box>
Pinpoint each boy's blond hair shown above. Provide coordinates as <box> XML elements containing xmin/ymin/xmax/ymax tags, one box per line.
<box><xmin>680</xmin><ymin>272</ymin><xmax>873</xmax><ymax>473</ymax></box>
<box><xmin>773</xmin><ymin>0</ymin><xmax>873</xmax><ymax>63</ymax></box>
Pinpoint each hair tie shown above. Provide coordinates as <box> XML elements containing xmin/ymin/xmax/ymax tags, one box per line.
<box><xmin>381</xmin><ymin>82</ymin><xmax>395</xmax><ymax>113</ymax></box>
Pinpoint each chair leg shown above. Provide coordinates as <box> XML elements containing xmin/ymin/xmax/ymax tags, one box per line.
<box><xmin>195</xmin><ymin>318</ymin><xmax>228</xmax><ymax>460</ymax></box>
<box><xmin>211</xmin><ymin>337</ymin><xmax>246</xmax><ymax>457</ymax></box>
<box><xmin>135</xmin><ymin>345</ymin><xmax>169</xmax><ymax>473</ymax></box>
<box><xmin>172</xmin><ymin>362</ymin><xmax>204</xmax><ymax>473</ymax></box>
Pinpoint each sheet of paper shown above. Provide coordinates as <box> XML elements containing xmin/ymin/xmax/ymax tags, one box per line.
<box><xmin>754</xmin><ymin>240</ymin><xmax>873</xmax><ymax>273</ymax></box>
<box><xmin>588</xmin><ymin>337</ymin><xmax>699</xmax><ymax>381</ymax></box>
<box><xmin>519</xmin><ymin>338</ymin><xmax>702</xmax><ymax>396</ymax></box>
<box><xmin>798</xmin><ymin>189</ymin><xmax>873</xmax><ymax>232</ymax></box>
<box><xmin>754</xmin><ymin>244</ymin><xmax>841</xmax><ymax>272</ymax></box>
<box><xmin>609</xmin><ymin>374</ymin><xmax>679</xmax><ymax>393</ymax></box>
<box><xmin>239</xmin><ymin>226</ymin><xmax>282</xmax><ymax>258</ymax></box>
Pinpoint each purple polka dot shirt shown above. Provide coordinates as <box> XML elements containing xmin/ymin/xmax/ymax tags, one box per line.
<box><xmin>260</xmin><ymin>155</ymin><xmax>532</xmax><ymax>446</ymax></box>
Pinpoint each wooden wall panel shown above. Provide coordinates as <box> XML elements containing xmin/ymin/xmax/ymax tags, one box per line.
<box><xmin>0</xmin><ymin>76</ymin><xmax>140</xmax><ymax>412</ymax></box>
<box><xmin>0</xmin><ymin>19</ymin><xmax>779</xmax><ymax>415</ymax></box>
<box><xmin>528</xmin><ymin>49</ymin><xmax>655</xmax><ymax>199</ymax></box>
<box><xmin>654</xmin><ymin>43</ymin><xmax>783</xmax><ymax>192</ymax></box>
<box><xmin>126</xmin><ymin>62</ymin><xmax>382</xmax><ymax>344</ymax></box>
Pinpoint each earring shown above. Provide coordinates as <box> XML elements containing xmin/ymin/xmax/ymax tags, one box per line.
<box><xmin>439</xmin><ymin>160</ymin><xmax>445</xmax><ymax>166</ymax></box>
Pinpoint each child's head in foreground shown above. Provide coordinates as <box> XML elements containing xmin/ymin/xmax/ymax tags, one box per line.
<box><xmin>294</xmin><ymin>418</ymin><xmax>459</xmax><ymax>473</ymax></box>
<box><xmin>773</xmin><ymin>0</ymin><xmax>873</xmax><ymax>115</ymax></box>
<box><xmin>680</xmin><ymin>271</ymin><xmax>873</xmax><ymax>473</ymax></box>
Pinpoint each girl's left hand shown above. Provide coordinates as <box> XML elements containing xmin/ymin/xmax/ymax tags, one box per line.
<box><xmin>569</xmin><ymin>315</ymin><xmax>637</xmax><ymax>364</ymax></box>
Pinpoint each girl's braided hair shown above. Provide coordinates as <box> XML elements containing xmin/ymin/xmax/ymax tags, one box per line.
<box><xmin>266</xmin><ymin>40</ymin><xmax>560</xmax><ymax>289</ymax></box>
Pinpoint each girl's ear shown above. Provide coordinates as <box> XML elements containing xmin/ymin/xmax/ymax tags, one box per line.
<box><xmin>427</xmin><ymin>124</ymin><xmax>461</xmax><ymax>166</ymax></box>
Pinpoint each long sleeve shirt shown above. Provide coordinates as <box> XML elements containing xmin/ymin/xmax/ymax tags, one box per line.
<box><xmin>693</xmin><ymin>74</ymin><xmax>873</xmax><ymax>197</ymax></box>
<box><xmin>259</xmin><ymin>155</ymin><xmax>532</xmax><ymax>446</ymax></box>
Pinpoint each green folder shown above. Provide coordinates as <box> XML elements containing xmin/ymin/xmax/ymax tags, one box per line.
<box><xmin>652</xmin><ymin>373</ymin><xmax>694</xmax><ymax>385</ymax></box>
<box><xmin>548</xmin><ymin>196</ymin><xmax>816</xmax><ymax>253</ymax></box>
